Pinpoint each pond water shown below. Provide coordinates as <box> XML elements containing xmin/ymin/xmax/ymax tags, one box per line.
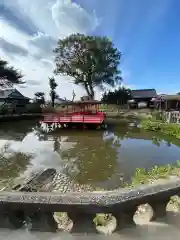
<box><xmin>1</xmin><ymin>119</ymin><xmax>180</xmax><ymax>189</ymax></box>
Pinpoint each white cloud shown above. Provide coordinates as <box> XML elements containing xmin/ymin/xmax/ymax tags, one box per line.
<box><xmin>0</xmin><ymin>0</ymin><xmax>99</xmax><ymax>100</ymax></box>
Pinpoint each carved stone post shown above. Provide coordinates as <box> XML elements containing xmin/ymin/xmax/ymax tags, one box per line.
<box><xmin>112</xmin><ymin>207</ymin><xmax>137</xmax><ymax>230</ymax></box>
<box><xmin>150</xmin><ymin>200</ymin><xmax>168</xmax><ymax>221</ymax></box>
<box><xmin>0</xmin><ymin>210</ymin><xmax>25</xmax><ymax>229</ymax></box>
<box><xmin>68</xmin><ymin>210</ymin><xmax>96</xmax><ymax>234</ymax></box>
<box><xmin>28</xmin><ymin>210</ymin><xmax>57</xmax><ymax>232</ymax></box>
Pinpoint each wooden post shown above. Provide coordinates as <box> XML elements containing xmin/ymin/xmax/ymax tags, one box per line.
<box><xmin>165</xmin><ymin>100</ymin><xmax>168</xmax><ymax>110</ymax></box>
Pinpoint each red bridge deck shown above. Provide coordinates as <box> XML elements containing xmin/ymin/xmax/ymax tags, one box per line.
<box><xmin>42</xmin><ymin>113</ymin><xmax>105</xmax><ymax>124</ymax></box>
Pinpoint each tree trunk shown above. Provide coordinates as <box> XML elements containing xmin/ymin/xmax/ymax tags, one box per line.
<box><xmin>52</xmin><ymin>100</ymin><xmax>54</xmax><ymax>108</ymax></box>
<box><xmin>89</xmin><ymin>84</ymin><xmax>94</xmax><ymax>100</ymax></box>
<box><xmin>84</xmin><ymin>83</ymin><xmax>91</xmax><ymax>98</ymax></box>
<box><xmin>51</xmin><ymin>91</ymin><xmax>55</xmax><ymax>108</ymax></box>
<box><xmin>87</xmin><ymin>73</ymin><xmax>94</xmax><ymax>100</ymax></box>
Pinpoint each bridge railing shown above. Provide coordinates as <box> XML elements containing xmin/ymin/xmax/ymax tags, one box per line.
<box><xmin>0</xmin><ymin>177</ymin><xmax>180</xmax><ymax>233</ymax></box>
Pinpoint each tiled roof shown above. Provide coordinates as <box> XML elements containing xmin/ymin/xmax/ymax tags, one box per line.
<box><xmin>0</xmin><ymin>88</ymin><xmax>29</xmax><ymax>99</ymax></box>
<box><xmin>131</xmin><ymin>89</ymin><xmax>157</xmax><ymax>99</ymax></box>
<box><xmin>0</xmin><ymin>89</ymin><xmax>13</xmax><ymax>98</ymax></box>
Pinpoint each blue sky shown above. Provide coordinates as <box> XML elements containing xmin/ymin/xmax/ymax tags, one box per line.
<box><xmin>79</xmin><ymin>0</ymin><xmax>180</xmax><ymax>93</ymax></box>
<box><xmin>0</xmin><ymin>0</ymin><xmax>180</xmax><ymax>98</ymax></box>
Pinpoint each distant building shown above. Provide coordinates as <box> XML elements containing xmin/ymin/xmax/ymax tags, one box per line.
<box><xmin>128</xmin><ymin>89</ymin><xmax>157</xmax><ymax>108</ymax></box>
<box><xmin>0</xmin><ymin>88</ymin><xmax>30</xmax><ymax>112</ymax></box>
<box><xmin>155</xmin><ymin>94</ymin><xmax>180</xmax><ymax>110</ymax></box>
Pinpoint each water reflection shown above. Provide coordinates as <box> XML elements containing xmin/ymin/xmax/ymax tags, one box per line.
<box><xmin>0</xmin><ymin>120</ymin><xmax>180</xmax><ymax>189</ymax></box>
<box><xmin>152</xmin><ymin>136</ymin><xmax>161</xmax><ymax>147</ymax></box>
<box><xmin>0</xmin><ymin>149</ymin><xmax>32</xmax><ymax>187</ymax></box>
<box><xmin>60</xmin><ymin>133</ymin><xmax>118</xmax><ymax>184</ymax></box>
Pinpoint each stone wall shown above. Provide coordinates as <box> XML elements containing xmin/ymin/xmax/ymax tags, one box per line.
<box><xmin>1</xmin><ymin>177</ymin><xmax>180</xmax><ymax>233</ymax></box>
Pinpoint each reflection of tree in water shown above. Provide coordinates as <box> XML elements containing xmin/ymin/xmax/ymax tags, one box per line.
<box><xmin>35</xmin><ymin>128</ymin><xmax>49</xmax><ymax>141</ymax></box>
<box><xmin>152</xmin><ymin>136</ymin><xmax>172</xmax><ymax>147</ymax></box>
<box><xmin>166</xmin><ymin>140</ymin><xmax>172</xmax><ymax>147</ymax></box>
<box><xmin>35</xmin><ymin>127</ymin><xmax>61</xmax><ymax>151</ymax></box>
<box><xmin>35</xmin><ymin>128</ymin><xmax>125</xmax><ymax>184</ymax></box>
<box><xmin>0</xmin><ymin>149</ymin><xmax>32</xmax><ymax>185</ymax></box>
<box><xmin>103</xmin><ymin>131</ymin><xmax>122</xmax><ymax>148</ymax></box>
<box><xmin>53</xmin><ymin>136</ymin><xmax>61</xmax><ymax>152</ymax></box>
<box><xmin>152</xmin><ymin>136</ymin><xmax>161</xmax><ymax>147</ymax></box>
<box><xmin>0</xmin><ymin>120</ymin><xmax>37</xmax><ymax>139</ymax></box>
<box><xmin>60</xmin><ymin>134</ymin><xmax>118</xmax><ymax>184</ymax></box>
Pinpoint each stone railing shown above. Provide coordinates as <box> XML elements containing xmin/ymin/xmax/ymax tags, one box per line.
<box><xmin>162</xmin><ymin>111</ymin><xmax>180</xmax><ymax>124</ymax></box>
<box><xmin>1</xmin><ymin>177</ymin><xmax>180</xmax><ymax>233</ymax></box>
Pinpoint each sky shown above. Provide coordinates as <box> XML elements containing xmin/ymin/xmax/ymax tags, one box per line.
<box><xmin>0</xmin><ymin>0</ymin><xmax>180</xmax><ymax>100</ymax></box>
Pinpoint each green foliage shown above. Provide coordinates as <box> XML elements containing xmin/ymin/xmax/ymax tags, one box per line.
<box><xmin>128</xmin><ymin>161</ymin><xmax>180</xmax><ymax>188</ymax></box>
<box><xmin>99</xmin><ymin>104</ymin><xmax>121</xmax><ymax>112</ymax></box>
<box><xmin>0</xmin><ymin>58</ymin><xmax>24</xmax><ymax>87</ymax></box>
<box><xmin>49</xmin><ymin>77</ymin><xmax>58</xmax><ymax>108</ymax></box>
<box><xmin>42</xmin><ymin>104</ymin><xmax>56</xmax><ymax>113</ymax></box>
<box><xmin>101</xmin><ymin>87</ymin><xmax>131</xmax><ymax>104</ymax></box>
<box><xmin>141</xmin><ymin>120</ymin><xmax>162</xmax><ymax>131</ymax></box>
<box><xmin>54</xmin><ymin>33</ymin><xmax>122</xmax><ymax>99</ymax></box>
<box><xmin>93</xmin><ymin>214</ymin><xmax>113</xmax><ymax>226</ymax></box>
<box><xmin>151</xmin><ymin>111</ymin><xmax>163</xmax><ymax>121</ymax></box>
<box><xmin>130</xmin><ymin>168</ymin><xmax>149</xmax><ymax>186</ymax></box>
<box><xmin>25</xmin><ymin>103</ymin><xmax>42</xmax><ymax>113</ymax></box>
<box><xmin>0</xmin><ymin>104</ymin><xmax>11</xmax><ymax>114</ymax></box>
<box><xmin>34</xmin><ymin>92</ymin><xmax>45</xmax><ymax>104</ymax></box>
<box><xmin>140</xmin><ymin>119</ymin><xmax>180</xmax><ymax>139</ymax></box>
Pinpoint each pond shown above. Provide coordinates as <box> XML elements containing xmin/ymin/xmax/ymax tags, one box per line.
<box><xmin>0</xmin><ymin>119</ymin><xmax>180</xmax><ymax>190</ymax></box>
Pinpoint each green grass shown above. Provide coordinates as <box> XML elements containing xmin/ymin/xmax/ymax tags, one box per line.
<box><xmin>140</xmin><ymin>119</ymin><xmax>180</xmax><ymax>139</ymax></box>
<box><xmin>126</xmin><ymin>161</ymin><xmax>180</xmax><ymax>188</ymax></box>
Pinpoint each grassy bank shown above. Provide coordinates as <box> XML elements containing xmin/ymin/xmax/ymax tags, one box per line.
<box><xmin>127</xmin><ymin>161</ymin><xmax>180</xmax><ymax>187</ymax></box>
<box><xmin>140</xmin><ymin>119</ymin><xmax>180</xmax><ymax>139</ymax></box>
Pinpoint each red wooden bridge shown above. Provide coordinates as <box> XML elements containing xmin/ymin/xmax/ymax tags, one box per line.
<box><xmin>41</xmin><ymin>100</ymin><xmax>105</xmax><ymax>129</ymax></box>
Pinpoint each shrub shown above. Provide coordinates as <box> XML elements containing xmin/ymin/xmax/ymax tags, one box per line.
<box><xmin>42</xmin><ymin>105</ymin><xmax>56</xmax><ymax>113</ymax></box>
<box><xmin>25</xmin><ymin>103</ymin><xmax>42</xmax><ymax>113</ymax></box>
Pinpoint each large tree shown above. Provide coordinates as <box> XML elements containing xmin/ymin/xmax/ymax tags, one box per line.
<box><xmin>54</xmin><ymin>34</ymin><xmax>122</xmax><ymax>99</ymax></box>
<box><xmin>0</xmin><ymin>58</ymin><xmax>24</xmax><ymax>87</ymax></box>
<box><xmin>49</xmin><ymin>76</ymin><xmax>58</xmax><ymax>107</ymax></box>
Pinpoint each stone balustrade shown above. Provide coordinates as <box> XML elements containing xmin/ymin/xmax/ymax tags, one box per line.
<box><xmin>0</xmin><ymin>177</ymin><xmax>180</xmax><ymax>233</ymax></box>
<box><xmin>162</xmin><ymin>111</ymin><xmax>180</xmax><ymax>123</ymax></box>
